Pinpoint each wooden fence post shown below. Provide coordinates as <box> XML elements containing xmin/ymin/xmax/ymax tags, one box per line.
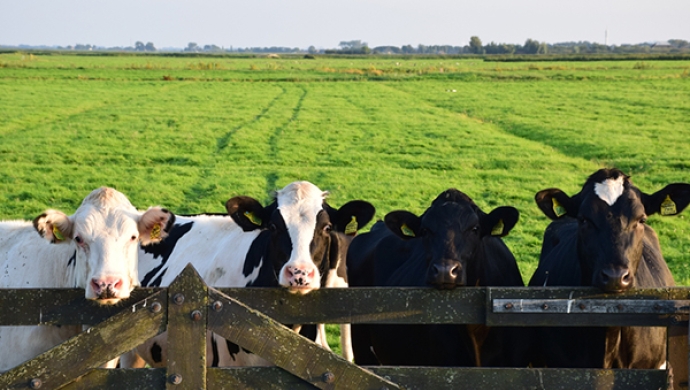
<box><xmin>166</xmin><ymin>264</ymin><xmax>208</xmax><ymax>390</ymax></box>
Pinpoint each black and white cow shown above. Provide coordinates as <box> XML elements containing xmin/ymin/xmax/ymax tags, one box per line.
<box><xmin>123</xmin><ymin>181</ymin><xmax>375</xmax><ymax>367</ymax></box>
<box><xmin>347</xmin><ymin>189</ymin><xmax>528</xmax><ymax>367</ymax></box>
<box><xmin>529</xmin><ymin>168</ymin><xmax>690</xmax><ymax>368</ymax></box>
<box><xmin>0</xmin><ymin>187</ymin><xmax>174</xmax><ymax>371</ymax></box>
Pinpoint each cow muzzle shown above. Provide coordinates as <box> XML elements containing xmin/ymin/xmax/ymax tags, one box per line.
<box><xmin>428</xmin><ymin>260</ymin><xmax>464</xmax><ymax>289</ymax></box>
<box><xmin>596</xmin><ymin>268</ymin><xmax>632</xmax><ymax>292</ymax></box>
<box><xmin>281</xmin><ymin>264</ymin><xmax>319</xmax><ymax>294</ymax></box>
<box><xmin>90</xmin><ymin>277</ymin><xmax>128</xmax><ymax>304</ymax></box>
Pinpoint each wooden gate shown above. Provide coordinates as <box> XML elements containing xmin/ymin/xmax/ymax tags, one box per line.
<box><xmin>0</xmin><ymin>264</ymin><xmax>687</xmax><ymax>390</ymax></box>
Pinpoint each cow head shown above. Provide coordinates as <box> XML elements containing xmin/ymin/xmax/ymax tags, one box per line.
<box><xmin>384</xmin><ymin>189</ymin><xmax>519</xmax><ymax>289</ymax></box>
<box><xmin>226</xmin><ymin>181</ymin><xmax>375</xmax><ymax>294</ymax></box>
<box><xmin>535</xmin><ymin>169</ymin><xmax>690</xmax><ymax>292</ymax></box>
<box><xmin>33</xmin><ymin>187</ymin><xmax>175</xmax><ymax>304</ymax></box>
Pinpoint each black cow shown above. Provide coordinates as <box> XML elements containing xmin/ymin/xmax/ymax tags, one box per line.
<box><xmin>529</xmin><ymin>168</ymin><xmax>690</xmax><ymax>369</ymax></box>
<box><xmin>347</xmin><ymin>189</ymin><xmax>527</xmax><ymax>367</ymax></box>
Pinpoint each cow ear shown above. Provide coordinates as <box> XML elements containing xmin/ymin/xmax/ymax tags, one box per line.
<box><xmin>330</xmin><ymin>200</ymin><xmax>376</xmax><ymax>236</ymax></box>
<box><xmin>384</xmin><ymin>210</ymin><xmax>421</xmax><ymax>240</ymax></box>
<box><xmin>226</xmin><ymin>196</ymin><xmax>266</xmax><ymax>231</ymax></box>
<box><xmin>138</xmin><ymin>207</ymin><xmax>175</xmax><ymax>246</ymax></box>
<box><xmin>535</xmin><ymin>189</ymin><xmax>575</xmax><ymax>220</ymax></box>
<box><xmin>481</xmin><ymin>206</ymin><xmax>519</xmax><ymax>237</ymax></box>
<box><xmin>642</xmin><ymin>183</ymin><xmax>690</xmax><ymax>217</ymax></box>
<box><xmin>33</xmin><ymin>210</ymin><xmax>74</xmax><ymax>244</ymax></box>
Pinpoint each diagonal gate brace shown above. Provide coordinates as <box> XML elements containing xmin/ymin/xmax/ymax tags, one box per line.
<box><xmin>0</xmin><ymin>291</ymin><xmax>167</xmax><ymax>390</ymax></box>
<box><xmin>207</xmin><ymin>287</ymin><xmax>401</xmax><ymax>390</ymax></box>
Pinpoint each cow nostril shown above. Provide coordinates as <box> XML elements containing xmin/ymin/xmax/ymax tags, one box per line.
<box><xmin>621</xmin><ymin>271</ymin><xmax>632</xmax><ymax>285</ymax></box>
<box><xmin>601</xmin><ymin>272</ymin><xmax>610</xmax><ymax>284</ymax></box>
<box><xmin>450</xmin><ymin>265</ymin><xmax>460</xmax><ymax>278</ymax></box>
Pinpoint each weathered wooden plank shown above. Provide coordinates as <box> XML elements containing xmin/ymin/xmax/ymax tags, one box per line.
<box><xmin>367</xmin><ymin>367</ymin><xmax>669</xmax><ymax>390</ymax></box>
<box><xmin>0</xmin><ymin>291</ymin><xmax>166</xmax><ymax>390</ymax></box>
<box><xmin>487</xmin><ymin>287</ymin><xmax>689</xmax><ymax>327</ymax></box>
<box><xmin>0</xmin><ymin>288</ymin><xmax>159</xmax><ymax>325</ymax></box>
<box><xmin>207</xmin><ymin>367</ymin><xmax>318</xmax><ymax>390</ymax></box>
<box><xmin>3</xmin><ymin>286</ymin><xmax>690</xmax><ymax>326</ymax></box>
<box><xmin>207</xmin><ymin>287</ymin><xmax>401</xmax><ymax>390</ymax></box>
<box><xmin>216</xmin><ymin>287</ymin><xmax>486</xmax><ymax>324</ymax></box>
<box><xmin>493</xmin><ymin>299</ymin><xmax>690</xmax><ymax>315</ymax></box>
<box><xmin>60</xmin><ymin>368</ymin><xmax>166</xmax><ymax>390</ymax></box>
<box><xmin>205</xmin><ymin>367</ymin><xmax>668</xmax><ymax>390</ymax></box>
<box><xmin>166</xmin><ymin>264</ymin><xmax>208</xmax><ymax>390</ymax></box>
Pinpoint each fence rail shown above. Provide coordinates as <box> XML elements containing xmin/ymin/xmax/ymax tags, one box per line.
<box><xmin>0</xmin><ymin>264</ymin><xmax>687</xmax><ymax>389</ymax></box>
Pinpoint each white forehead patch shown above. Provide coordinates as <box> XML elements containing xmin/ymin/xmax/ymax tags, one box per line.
<box><xmin>594</xmin><ymin>176</ymin><xmax>625</xmax><ymax>206</ymax></box>
<box><xmin>276</xmin><ymin>181</ymin><xmax>327</xmax><ymax>220</ymax></box>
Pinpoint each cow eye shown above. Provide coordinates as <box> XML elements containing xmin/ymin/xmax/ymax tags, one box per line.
<box><xmin>268</xmin><ymin>223</ymin><xmax>277</xmax><ymax>232</ymax></box>
<box><xmin>471</xmin><ymin>225</ymin><xmax>480</xmax><ymax>234</ymax></box>
<box><xmin>639</xmin><ymin>217</ymin><xmax>647</xmax><ymax>225</ymax></box>
<box><xmin>75</xmin><ymin>236</ymin><xmax>84</xmax><ymax>245</ymax></box>
<box><xmin>131</xmin><ymin>235</ymin><xmax>138</xmax><ymax>241</ymax></box>
<box><xmin>323</xmin><ymin>224</ymin><xmax>332</xmax><ymax>233</ymax></box>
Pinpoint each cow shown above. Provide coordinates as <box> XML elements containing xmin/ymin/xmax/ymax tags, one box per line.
<box><xmin>528</xmin><ymin>168</ymin><xmax>690</xmax><ymax>369</ymax></box>
<box><xmin>347</xmin><ymin>189</ymin><xmax>528</xmax><ymax>367</ymax></box>
<box><xmin>0</xmin><ymin>187</ymin><xmax>174</xmax><ymax>371</ymax></box>
<box><xmin>121</xmin><ymin>181</ymin><xmax>375</xmax><ymax>367</ymax></box>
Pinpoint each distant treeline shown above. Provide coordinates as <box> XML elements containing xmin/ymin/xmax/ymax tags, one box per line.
<box><xmin>2</xmin><ymin>38</ymin><xmax>689</xmax><ymax>57</ymax></box>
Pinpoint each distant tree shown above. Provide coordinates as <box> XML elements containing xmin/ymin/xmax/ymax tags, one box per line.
<box><xmin>401</xmin><ymin>44</ymin><xmax>415</xmax><ymax>54</ymax></box>
<box><xmin>203</xmin><ymin>44</ymin><xmax>221</xmax><ymax>52</ymax></box>
<box><xmin>308</xmin><ymin>46</ymin><xmax>317</xmax><ymax>54</ymax></box>
<box><xmin>537</xmin><ymin>42</ymin><xmax>548</xmax><ymax>54</ymax></box>
<box><xmin>135</xmin><ymin>41</ymin><xmax>145</xmax><ymax>51</ymax></box>
<box><xmin>522</xmin><ymin>39</ymin><xmax>540</xmax><ymax>54</ymax></box>
<box><xmin>145</xmin><ymin>42</ymin><xmax>156</xmax><ymax>52</ymax></box>
<box><xmin>339</xmin><ymin>40</ymin><xmax>366</xmax><ymax>50</ymax></box>
<box><xmin>469</xmin><ymin>36</ymin><xmax>483</xmax><ymax>54</ymax></box>
<box><xmin>668</xmin><ymin>39</ymin><xmax>688</xmax><ymax>48</ymax></box>
<box><xmin>185</xmin><ymin>42</ymin><xmax>199</xmax><ymax>52</ymax></box>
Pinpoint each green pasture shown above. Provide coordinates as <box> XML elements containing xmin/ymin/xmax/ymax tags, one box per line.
<box><xmin>1</xmin><ymin>53</ymin><xmax>689</xmax><ymax>288</ymax></box>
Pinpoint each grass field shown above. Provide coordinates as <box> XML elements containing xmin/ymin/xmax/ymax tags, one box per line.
<box><xmin>1</xmin><ymin>52</ymin><xmax>689</xmax><ymax>289</ymax></box>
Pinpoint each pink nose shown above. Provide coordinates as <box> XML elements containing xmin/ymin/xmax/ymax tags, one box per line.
<box><xmin>283</xmin><ymin>266</ymin><xmax>317</xmax><ymax>287</ymax></box>
<box><xmin>91</xmin><ymin>278</ymin><xmax>124</xmax><ymax>299</ymax></box>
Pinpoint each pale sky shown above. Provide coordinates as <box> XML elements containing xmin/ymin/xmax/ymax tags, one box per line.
<box><xmin>1</xmin><ymin>0</ymin><xmax>688</xmax><ymax>49</ymax></box>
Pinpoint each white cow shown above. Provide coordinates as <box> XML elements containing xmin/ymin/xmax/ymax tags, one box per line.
<box><xmin>122</xmin><ymin>181</ymin><xmax>374</xmax><ymax>367</ymax></box>
<box><xmin>0</xmin><ymin>187</ymin><xmax>174</xmax><ymax>371</ymax></box>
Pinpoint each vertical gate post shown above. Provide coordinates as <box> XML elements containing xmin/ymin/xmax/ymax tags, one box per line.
<box><xmin>667</xmin><ymin>322</ymin><xmax>688</xmax><ymax>390</ymax></box>
<box><xmin>166</xmin><ymin>264</ymin><xmax>208</xmax><ymax>390</ymax></box>
<box><xmin>667</xmin><ymin>288</ymin><xmax>689</xmax><ymax>390</ymax></box>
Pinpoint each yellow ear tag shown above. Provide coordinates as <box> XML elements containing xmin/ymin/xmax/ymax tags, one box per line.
<box><xmin>660</xmin><ymin>195</ymin><xmax>677</xmax><ymax>216</ymax></box>
<box><xmin>345</xmin><ymin>216</ymin><xmax>358</xmax><ymax>235</ymax></box>
<box><xmin>244</xmin><ymin>211</ymin><xmax>262</xmax><ymax>226</ymax></box>
<box><xmin>491</xmin><ymin>219</ymin><xmax>504</xmax><ymax>236</ymax></box>
<box><xmin>150</xmin><ymin>223</ymin><xmax>162</xmax><ymax>240</ymax></box>
<box><xmin>400</xmin><ymin>223</ymin><xmax>415</xmax><ymax>237</ymax></box>
<box><xmin>52</xmin><ymin>225</ymin><xmax>65</xmax><ymax>241</ymax></box>
<box><xmin>552</xmin><ymin>198</ymin><xmax>566</xmax><ymax>218</ymax></box>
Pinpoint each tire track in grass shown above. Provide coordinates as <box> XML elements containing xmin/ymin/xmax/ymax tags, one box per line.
<box><xmin>182</xmin><ymin>85</ymin><xmax>293</xmax><ymax>206</ymax></box>
<box><xmin>215</xmin><ymin>86</ymin><xmax>287</xmax><ymax>153</ymax></box>
<box><xmin>264</xmin><ymin>86</ymin><xmax>308</xmax><ymax>193</ymax></box>
<box><xmin>379</xmin><ymin>82</ymin><xmax>595</xmax><ymax>169</ymax></box>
